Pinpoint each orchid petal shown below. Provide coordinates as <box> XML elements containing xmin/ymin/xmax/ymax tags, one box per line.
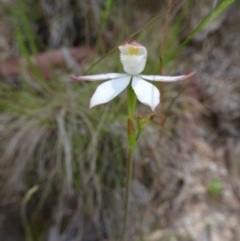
<box><xmin>139</xmin><ymin>72</ymin><xmax>196</xmax><ymax>82</ymax></box>
<box><xmin>132</xmin><ymin>76</ymin><xmax>159</xmax><ymax>111</ymax></box>
<box><xmin>90</xmin><ymin>76</ymin><xmax>131</xmax><ymax>108</ymax></box>
<box><xmin>70</xmin><ymin>73</ymin><xmax>127</xmax><ymax>81</ymax></box>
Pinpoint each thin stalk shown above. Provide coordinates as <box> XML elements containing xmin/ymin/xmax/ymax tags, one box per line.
<box><xmin>21</xmin><ymin>204</ymin><xmax>33</xmax><ymax>241</ymax></box>
<box><xmin>121</xmin><ymin>84</ymin><xmax>137</xmax><ymax>241</ymax></box>
<box><xmin>161</xmin><ymin>80</ymin><xmax>190</xmax><ymax>128</ymax></box>
<box><xmin>96</xmin><ymin>0</ymin><xmax>113</xmax><ymax>53</ymax></box>
<box><xmin>135</xmin><ymin>130</ymin><xmax>142</xmax><ymax>142</ymax></box>
<box><xmin>21</xmin><ymin>185</ymin><xmax>39</xmax><ymax>241</ymax></box>
<box><xmin>121</xmin><ymin>146</ymin><xmax>134</xmax><ymax>241</ymax></box>
<box><xmin>159</xmin><ymin>0</ymin><xmax>173</xmax><ymax>130</ymax></box>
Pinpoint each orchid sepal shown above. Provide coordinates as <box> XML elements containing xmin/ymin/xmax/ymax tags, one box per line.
<box><xmin>139</xmin><ymin>72</ymin><xmax>196</xmax><ymax>82</ymax></box>
<box><xmin>70</xmin><ymin>73</ymin><xmax>127</xmax><ymax>81</ymax></box>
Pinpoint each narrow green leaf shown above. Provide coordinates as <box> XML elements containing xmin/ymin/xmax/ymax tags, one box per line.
<box><xmin>164</xmin><ymin>0</ymin><xmax>235</xmax><ymax>64</ymax></box>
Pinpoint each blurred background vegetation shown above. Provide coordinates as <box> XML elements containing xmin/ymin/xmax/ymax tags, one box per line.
<box><xmin>0</xmin><ymin>0</ymin><xmax>239</xmax><ymax>240</ymax></box>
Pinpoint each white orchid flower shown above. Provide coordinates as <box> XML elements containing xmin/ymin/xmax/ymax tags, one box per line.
<box><xmin>71</xmin><ymin>40</ymin><xmax>196</xmax><ymax>111</ymax></box>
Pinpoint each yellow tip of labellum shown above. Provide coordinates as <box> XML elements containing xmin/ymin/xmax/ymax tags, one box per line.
<box><xmin>127</xmin><ymin>46</ymin><xmax>139</xmax><ymax>55</ymax></box>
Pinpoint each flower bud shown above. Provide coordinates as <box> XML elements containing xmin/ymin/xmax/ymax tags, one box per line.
<box><xmin>119</xmin><ymin>40</ymin><xmax>147</xmax><ymax>75</ymax></box>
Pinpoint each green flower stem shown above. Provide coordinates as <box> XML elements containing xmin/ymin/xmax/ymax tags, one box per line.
<box><xmin>121</xmin><ymin>83</ymin><xmax>137</xmax><ymax>241</ymax></box>
<box><xmin>121</xmin><ymin>146</ymin><xmax>134</xmax><ymax>241</ymax></box>
<box><xmin>127</xmin><ymin>83</ymin><xmax>136</xmax><ymax>120</ymax></box>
